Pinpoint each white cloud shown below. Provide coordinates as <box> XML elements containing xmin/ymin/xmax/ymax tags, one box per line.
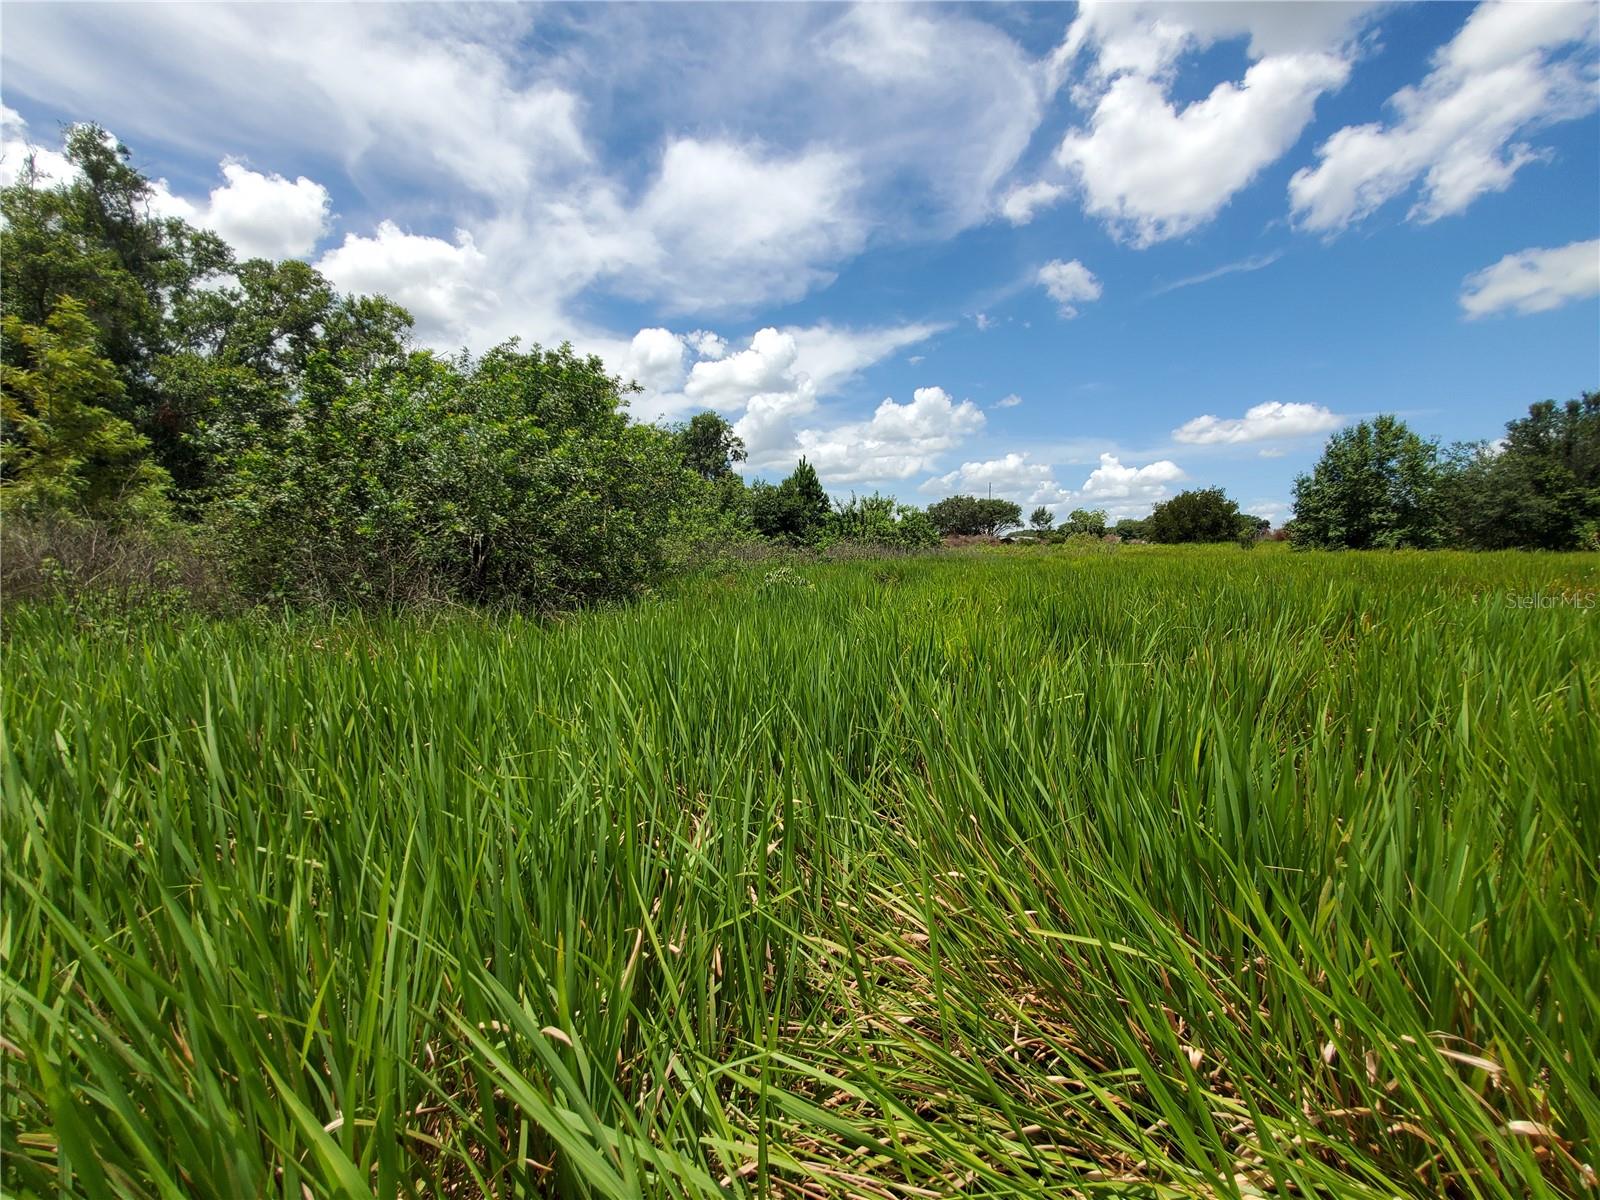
<box><xmin>924</xmin><ymin>447</ymin><xmax>1186</xmax><ymax>519</ymax></box>
<box><xmin>1058</xmin><ymin>54</ymin><xmax>1351</xmax><ymax>246</ymax></box>
<box><xmin>999</xmin><ymin>180</ymin><xmax>1067</xmax><ymax>225</ymax></box>
<box><xmin>974</xmin><ymin>312</ymin><xmax>993</xmax><ymax>331</ymax></box>
<box><xmin>1077</xmin><ymin>452</ymin><xmax>1184</xmax><ymax>501</ymax></box>
<box><xmin>797</xmin><ymin>387</ymin><xmax>986</xmax><ymax>483</ymax></box>
<box><xmin>625</xmin><ymin>138</ymin><xmax>865</xmax><ymax>312</ymax></box>
<box><xmin>153</xmin><ymin>161</ymin><xmax>331</xmax><ymax>259</ymax></box>
<box><xmin>1173</xmin><ymin>401</ymin><xmax>1342</xmax><ymax>445</ymax></box>
<box><xmin>785</xmin><ymin>322</ymin><xmax>945</xmax><ymax>396</ymax></box>
<box><xmin>316</xmin><ymin>221</ymin><xmax>494</xmax><ymax>347</ymax></box>
<box><xmin>1150</xmin><ymin>250</ymin><xmax>1283</xmax><ymax>296</ymax></box>
<box><xmin>928</xmin><ymin>451</ymin><xmax>1056</xmax><ymax>498</ymax></box>
<box><xmin>617</xmin><ymin>328</ymin><xmax>688</xmax><ymax>394</ymax></box>
<box><xmin>1050</xmin><ymin>1</ymin><xmax>1372</xmax><ymax>245</ymax></box>
<box><xmin>1459</xmin><ymin>239</ymin><xmax>1600</xmax><ymax>318</ymax></box>
<box><xmin>993</xmin><ymin>393</ymin><xmax>1022</xmax><ymax>409</ymax></box>
<box><xmin>686</xmin><ymin>330</ymin><xmax>727</xmax><ymax>360</ymax></box>
<box><xmin>0</xmin><ymin>106</ymin><xmax>76</xmax><ymax>185</ymax></box>
<box><xmin>1037</xmin><ymin>259</ymin><xmax>1102</xmax><ymax>317</ymax></box>
<box><xmin>1290</xmin><ymin>2</ymin><xmax>1598</xmax><ymax>233</ymax></box>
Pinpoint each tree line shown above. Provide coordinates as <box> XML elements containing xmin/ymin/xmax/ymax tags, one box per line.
<box><xmin>2</xmin><ymin>125</ymin><xmax>1594</xmax><ymax>613</ymax></box>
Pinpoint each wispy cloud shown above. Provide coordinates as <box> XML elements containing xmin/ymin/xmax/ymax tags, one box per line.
<box><xmin>1150</xmin><ymin>250</ymin><xmax>1283</xmax><ymax>297</ymax></box>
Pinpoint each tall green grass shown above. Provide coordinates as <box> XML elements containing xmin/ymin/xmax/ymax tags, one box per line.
<box><xmin>4</xmin><ymin>546</ymin><xmax>1597</xmax><ymax>1197</ymax></box>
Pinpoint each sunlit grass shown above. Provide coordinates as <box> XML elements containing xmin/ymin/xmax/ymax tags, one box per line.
<box><xmin>4</xmin><ymin>545</ymin><xmax>1597</xmax><ymax>1197</ymax></box>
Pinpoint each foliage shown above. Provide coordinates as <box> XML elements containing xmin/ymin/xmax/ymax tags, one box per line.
<box><xmin>0</xmin><ymin>124</ymin><xmax>232</xmax><ymax>476</ymax></box>
<box><xmin>926</xmin><ymin>493</ymin><xmax>1023</xmax><ymax>537</ymax></box>
<box><xmin>1446</xmin><ymin>392</ymin><xmax>1600</xmax><ymax>550</ymax></box>
<box><xmin>0</xmin><ymin>124</ymin><xmax>412</xmax><ymax>508</ymax></box>
<box><xmin>213</xmin><ymin>342</ymin><xmax>685</xmax><ymax>608</ymax></box>
<box><xmin>1065</xmin><ymin>507</ymin><xmax>1107</xmax><ymax>538</ymax></box>
<box><xmin>1290</xmin><ymin>415</ymin><xmax>1448</xmax><ymax>549</ymax></box>
<box><xmin>1113</xmin><ymin>516</ymin><xmax>1147</xmax><ymax>541</ymax></box>
<box><xmin>0</xmin><ymin>297</ymin><xmax>170</xmax><ymax>521</ymax></box>
<box><xmin>1028</xmin><ymin>504</ymin><xmax>1053</xmax><ymax>533</ymax></box>
<box><xmin>821</xmin><ymin>492</ymin><xmax>940</xmax><ymax>549</ymax></box>
<box><xmin>749</xmin><ymin>457</ymin><xmax>831</xmax><ymax>545</ymax></box>
<box><xmin>673</xmin><ymin>410</ymin><xmax>746</xmax><ymax>481</ymax></box>
<box><xmin>1144</xmin><ymin>487</ymin><xmax>1246</xmax><ymax>543</ymax></box>
<box><xmin>4</xmin><ymin>549</ymin><xmax>1596</xmax><ymax>1197</ymax></box>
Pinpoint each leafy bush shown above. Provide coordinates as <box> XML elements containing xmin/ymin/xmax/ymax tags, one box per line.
<box><xmin>820</xmin><ymin>492</ymin><xmax>940</xmax><ymax>550</ymax></box>
<box><xmin>214</xmin><ymin>343</ymin><xmax>685</xmax><ymax>609</ymax></box>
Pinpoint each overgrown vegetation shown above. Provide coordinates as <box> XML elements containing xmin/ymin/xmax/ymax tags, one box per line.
<box><xmin>4</xmin><ymin>549</ymin><xmax>1596</xmax><ymax>1197</ymax></box>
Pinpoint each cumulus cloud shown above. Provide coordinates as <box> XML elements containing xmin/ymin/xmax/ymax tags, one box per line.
<box><xmin>616</xmin><ymin>328</ymin><xmax>689</xmax><ymax>394</ymax></box>
<box><xmin>152</xmin><ymin>161</ymin><xmax>331</xmax><ymax>259</ymax></box>
<box><xmin>0</xmin><ymin>105</ymin><xmax>76</xmax><ymax>185</ymax></box>
<box><xmin>927</xmin><ymin>452</ymin><xmax>1057</xmax><ymax>498</ymax></box>
<box><xmin>1037</xmin><ymin>259</ymin><xmax>1102</xmax><ymax>317</ymax></box>
<box><xmin>999</xmin><ymin>180</ymin><xmax>1067</xmax><ymax>225</ymax></box>
<box><xmin>1052</xmin><ymin>1</ymin><xmax>1371</xmax><ymax>245</ymax></box>
<box><xmin>1459</xmin><ymin>238</ymin><xmax>1600</xmax><ymax>318</ymax></box>
<box><xmin>1077</xmin><ymin>452</ymin><xmax>1185</xmax><ymax>501</ymax></box>
<box><xmin>785</xmin><ymin>322</ymin><xmax>946</xmax><ymax>396</ymax></box>
<box><xmin>1290</xmin><ymin>2</ymin><xmax>1598</xmax><ymax>233</ymax></box>
<box><xmin>316</xmin><ymin>221</ymin><xmax>494</xmax><ymax>347</ymax></box>
<box><xmin>1172</xmin><ymin>401</ymin><xmax>1342</xmax><ymax>445</ymax></box>
<box><xmin>923</xmin><ymin>449</ymin><xmax>1185</xmax><ymax>519</ymax></box>
<box><xmin>797</xmin><ymin>387</ymin><xmax>986</xmax><ymax>483</ymax></box>
<box><xmin>686</xmin><ymin>330</ymin><xmax>727</xmax><ymax>360</ymax></box>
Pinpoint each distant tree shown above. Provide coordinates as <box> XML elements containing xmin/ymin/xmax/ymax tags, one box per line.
<box><xmin>1290</xmin><ymin>415</ymin><xmax>1447</xmax><ymax>549</ymax></box>
<box><xmin>1029</xmin><ymin>505</ymin><xmax>1053</xmax><ymax>533</ymax></box>
<box><xmin>749</xmin><ymin>457</ymin><xmax>831</xmax><ymax>544</ymax></box>
<box><xmin>1446</xmin><ymin>392</ymin><xmax>1599</xmax><ymax>550</ymax></box>
<box><xmin>1065</xmin><ymin>507</ymin><xmax>1107</xmax><ymax>538</ymax></box>
<box><xmin>674</xmin><ymin>410</ymin><xmax>747</xmax><ymax>481</ymax></box>
<box><xmin>927</xmin><ymin>494</ymin><xmax>1023</xmax><ymax>537</ymax></box>
<box><xmin>1113</xmin><ymin>517</ymin><xmax>1147</xmax><ymax>541</ymax></box>
<box><xmin>1</xmin><ymin>298</ymin><xmax>170</xmax><ymax>521</ymax></box>
<box><xmin>1144</xmin><ymin>488</ymin><xmax>1245</xmax><ymax>543</ymax></box>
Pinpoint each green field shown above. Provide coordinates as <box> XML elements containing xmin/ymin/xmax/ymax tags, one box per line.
<box><xmin>4</xmin><ymin>546</ymin><xmax>1598</xmax><ymax>1198</ymax></box>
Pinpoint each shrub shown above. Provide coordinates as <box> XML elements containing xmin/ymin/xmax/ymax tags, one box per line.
<box><xmin>0</xmin><ymin>513</ymin><xmax>231</xmax><ymax>614</ymax></box>
<box><xmin>213</xmin><ymin>343</ymin><xmax>686</xmax><ymax>610</ymax></box>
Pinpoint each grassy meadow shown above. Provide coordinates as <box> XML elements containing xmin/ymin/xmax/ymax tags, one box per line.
<box><xmin>3</xmin><ymin>544</ymin><xmax>1597</xmax><ymax>1198</ymax></box>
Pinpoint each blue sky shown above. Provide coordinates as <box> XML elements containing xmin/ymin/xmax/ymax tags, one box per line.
<box><xmin>3</xmin><ymin>1</ymin><xmax>1597</xmax><ymax>524</ymax></box>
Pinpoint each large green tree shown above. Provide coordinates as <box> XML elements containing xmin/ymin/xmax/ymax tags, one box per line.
<box><xmin>1</xmin><ymin>125</ymin><xmax>413</xmax><ymax>509</ymax></box>
<box><xmin>1144</xmin><ymin>488</ymin><xmax>1245</xmax><ymax>544</ymax></box>
<box><xmin>1290</xmin><ymin>416</ymin><xmax>1447</xmax><ymax>549</ymax></box>
<box><xmin>1447</xmin><ymin>393</ymin><xmax>1599</xmax><ymax>550</ymax></box>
